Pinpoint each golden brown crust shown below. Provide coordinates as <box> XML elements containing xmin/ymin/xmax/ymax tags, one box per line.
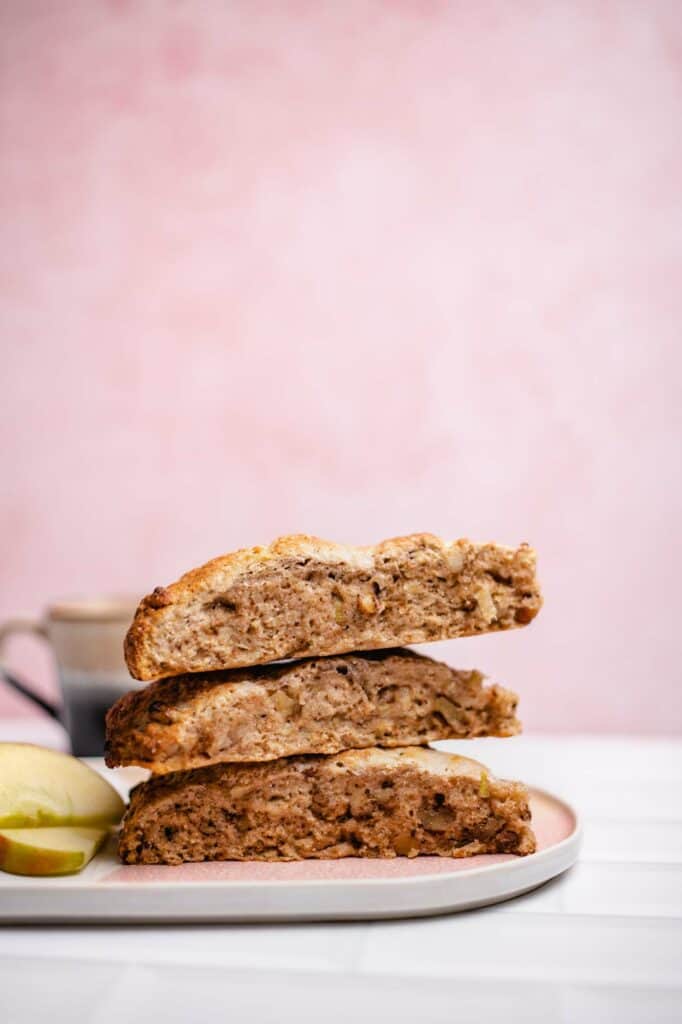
<box><xmin>125</xmin><ymin>533</ymin><xmax>542</xmax><ymax>680</ymax></box>
<box><xmin>105</xmin><ymin>649</ymin><xmax>521</xmax><ymax>771</ymax></box>
<box><xmin>118</xmin><ymin>746</ymin><xmax>536</xmax><ymax>864</ymax></box>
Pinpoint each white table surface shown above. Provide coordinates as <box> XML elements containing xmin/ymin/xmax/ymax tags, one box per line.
<box><xmin>1</xmin><ymin>718</ymin><xmax>680</xmax><ymax>1024</ymax></box>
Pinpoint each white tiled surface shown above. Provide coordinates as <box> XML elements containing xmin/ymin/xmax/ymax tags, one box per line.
<box><xmin>0</xmin><ymin>724</ymin><xmax>681</xmax><ymax>1024</ymax></box>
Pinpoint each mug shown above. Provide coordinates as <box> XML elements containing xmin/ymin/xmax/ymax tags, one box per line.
<box><xmin>0</xmin><ymin>597</ymin><xmax>143</xmax><ymax>756</ymax></box>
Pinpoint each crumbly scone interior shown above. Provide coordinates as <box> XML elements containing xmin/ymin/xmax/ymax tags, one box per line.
<box><xmin>128</xmin><ymin>537</ymin><xmax>540</xmax><ymax>678</ymax></box>
<box><xmin>118</xmin><ymin>747</ymin><xmax>535</xmax><ymax>864</ymax></box>
<box><xmin>106</xmin><ymin>651</ymin><xmax>519</xmax><ymax>772</ymax></box>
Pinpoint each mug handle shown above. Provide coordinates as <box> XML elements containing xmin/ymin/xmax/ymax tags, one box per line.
<box><xmin>0</xmin><ymin>619</ymin><xmax>63</xmax><ymax>721</ymax></box>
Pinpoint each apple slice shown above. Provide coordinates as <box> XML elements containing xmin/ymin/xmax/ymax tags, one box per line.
<box><xmin>0</xmin><ymin>743</ymin><xmax>125</xmax><ymax>828</ymax></box>
<box><xmin>0</xmin><ymin>826</ymin><xmax>107</xmax><ymax>876</ymax></box>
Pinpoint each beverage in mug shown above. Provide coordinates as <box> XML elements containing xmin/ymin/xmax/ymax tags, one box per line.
<box><xmin>0</xmin><ymin>597</ymin><xmax>142</xmax><ymax>757</ymax></box>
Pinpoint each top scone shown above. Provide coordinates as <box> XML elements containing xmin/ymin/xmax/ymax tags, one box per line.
<box><xmin>125</xmin><ymin>533</ymin><xmax>542</xmax><ymax>680</ymax></box>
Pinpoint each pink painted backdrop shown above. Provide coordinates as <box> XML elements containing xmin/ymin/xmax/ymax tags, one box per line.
<box><xmin>1</xmin><ymin>1</ymin><xmax>680</xmax><ymax>732</ymax></box>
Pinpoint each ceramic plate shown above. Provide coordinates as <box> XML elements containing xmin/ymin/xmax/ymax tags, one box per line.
<box><xmin>1</xmin><ymin>762</ymin><xmax>580</xmax><ymax>922</ymax></box>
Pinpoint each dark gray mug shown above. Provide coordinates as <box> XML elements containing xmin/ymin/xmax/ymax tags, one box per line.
<box><xmin>0</xmin><ymin>597</ymin><xmax>142</xmax><ymax>756</ymax></box>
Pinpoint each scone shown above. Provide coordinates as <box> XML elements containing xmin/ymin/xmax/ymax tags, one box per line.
<box><xmin>118</xmin><ymin>746</ymin><xmax>536</xmax><ymax>864</ymax></box>
<box><xmin>105</xmin><ymin>649</ymin><xmax>520</xmax><ymax>772</ymax></box>
<box><xmin>125</xmin><ymin>533</ymin><xmax>542</xmax><ymax>680</ymax></box>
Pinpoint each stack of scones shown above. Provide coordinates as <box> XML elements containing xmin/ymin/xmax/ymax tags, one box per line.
<box><xmin>105</xmin><ymin>533</ymin><xmax>542</xmax><ymax>865</ymax></box>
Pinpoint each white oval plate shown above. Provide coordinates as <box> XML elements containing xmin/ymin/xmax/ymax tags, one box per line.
<box><xmin>1</xmin><ymin>778</ymin><xmax>580</xmax><ymax>923</ymax></box>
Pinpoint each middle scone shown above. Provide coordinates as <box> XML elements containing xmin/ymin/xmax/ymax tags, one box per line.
<box><xmin>105</xmin><ymin>648</ymin><xmax>520</xmax><ymax>773</ymax></box>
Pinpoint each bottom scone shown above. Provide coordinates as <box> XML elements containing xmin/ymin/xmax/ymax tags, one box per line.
<box><xmin>118</xmin><ymin>746</ymin><xmax>536</xmax><ymax>864</ymax></box>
